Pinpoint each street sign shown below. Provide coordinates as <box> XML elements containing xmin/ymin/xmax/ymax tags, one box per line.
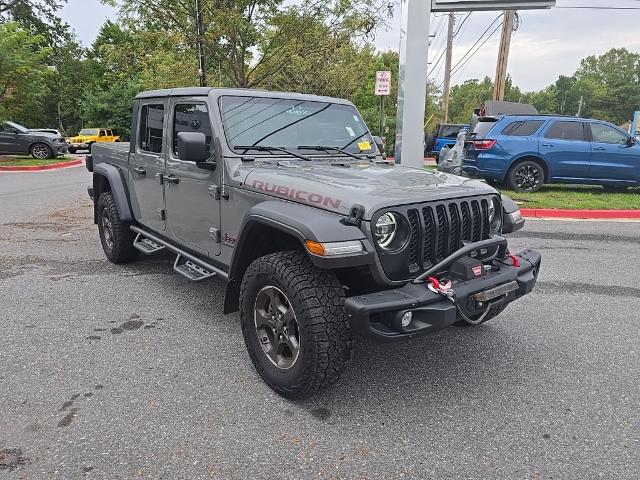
<box><xmin>375</xmin><ymin>71</ymin><xmax>392</xmax><ymax>96</ymax></box>
<box><xmin>432</xmin><ymin>0</ymin><xmax>555</xmax><ymax>12</ymax></box>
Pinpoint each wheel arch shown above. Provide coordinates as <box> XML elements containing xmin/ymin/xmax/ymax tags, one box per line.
<box><xmin>223</xmin><ymin>201</ymin><xmax>369</xmax><ymax>314</ymax></box>
<box><xmin>29</xmin><ymin>140</ymin><xmax>53</xmax><ymax>157</ymax></box>
<box><xmin>92</xmin><ymin>163</ymin><xmax>133</xmax><ymax>224</ymax></box>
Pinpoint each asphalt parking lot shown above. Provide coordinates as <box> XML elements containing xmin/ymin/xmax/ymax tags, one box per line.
<box><xmin>1</xmin><ymin>165</ymin><xmax>638</xmax><ymax>479</ymax></box>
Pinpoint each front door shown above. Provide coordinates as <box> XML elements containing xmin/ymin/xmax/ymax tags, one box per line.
<box><xmin>588</xmin><ymin>122</ymin><xmax>640</xmax><ymax>184</ymax></box>
<box><xmin>128</xmin><ymin>100</ymin><xmax>167</xmax><ymax>231</ymax></box>
<box><xmin>164</xmin><ymin>98</ymin><xmax>221</xmax><ymax>256</ymax></box>
<box><xmin>539</xmin><ymin>120</ymin><xmax>590</xmax><ymax>181</ymax></box>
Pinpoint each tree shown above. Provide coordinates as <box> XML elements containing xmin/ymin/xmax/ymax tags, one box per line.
<box><xmin>0</xmin><ymin>22</ymin><xmax>51</xmax><ymax>121</ymax></box>
<box><xmin>102</xmin><ymin>0</ymin><xmax>389</xmax><ymax>88</ymax></box>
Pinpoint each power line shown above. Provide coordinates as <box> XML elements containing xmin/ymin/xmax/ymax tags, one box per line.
<box><xmin>444</xmin><ymin>20</ymin><xmax>504</xmax><ymax>88</ymax></box>
<box><xmin>449</xmin><ymin>14</ymin><xmax>503</xmax><ymax>75</ymax></box>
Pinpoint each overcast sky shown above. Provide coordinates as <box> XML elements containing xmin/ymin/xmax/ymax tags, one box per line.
<box><xmin>61</xmin><ymin>0</ymin><xmax>640</xmax><ymax>92</ymax></box>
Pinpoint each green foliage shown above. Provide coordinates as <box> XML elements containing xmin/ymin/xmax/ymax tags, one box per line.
<box><xmin>0</xmin><ymin>22</ymin><xmax>52</xmax><ymax>121</ymax></box>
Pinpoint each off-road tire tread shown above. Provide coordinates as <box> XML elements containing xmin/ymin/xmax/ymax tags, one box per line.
<box><xmin>97</xmin><ymin>192</ymin><xmax>138</xmax><ymax>264</ymax></box>
<box><xmin>240</xmin><ymin>251</ymin><xmax>352</xmax><ymax>398</ymax></box>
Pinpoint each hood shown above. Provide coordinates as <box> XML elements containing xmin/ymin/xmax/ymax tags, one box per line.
<box><xmin>241</xmin><ymin>159</ymin><xmax>497</xmax><ymax>219</ymax></box>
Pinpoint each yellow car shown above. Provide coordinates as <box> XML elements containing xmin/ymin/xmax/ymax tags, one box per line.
<box><xmin>67</xmin><ymin>128</ymin><xmax>120</xmax><ymax>153</ymax></box>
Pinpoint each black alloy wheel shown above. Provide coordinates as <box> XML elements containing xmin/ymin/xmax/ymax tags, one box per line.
<box><xmin>254</xmin><ymin>286</ymin><xmax>300</xmax><ymax>370</ymax></box>
<box><xmin>509</xmin><ymin>160</ymin><xmax>544</xmax><ymax>192</ymax></box>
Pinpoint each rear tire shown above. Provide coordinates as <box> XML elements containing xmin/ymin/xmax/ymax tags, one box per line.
<box><xmin>30</xmin><ymin>143</ymin><xmax>53</xmax><ymax>160</ymax></box>
<box><xmin>507</xmin><ymin>160</ymin><xmax>544</xmax><ymax>193</ymax></box>
<box><xmin>240</xmin><ymin>251</ymin><xmax>352</xmax><ymax>398</ymax></box>
<box><xmin>96</xmin><ymin>192</ymin><xmax>138</xmax><ymax>264</ymax></box>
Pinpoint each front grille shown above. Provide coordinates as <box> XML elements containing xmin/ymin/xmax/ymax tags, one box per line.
<box><xmin>375</xmin><ymin>196</ymin><xmax>492</xmax><ymax>281</ymax></box>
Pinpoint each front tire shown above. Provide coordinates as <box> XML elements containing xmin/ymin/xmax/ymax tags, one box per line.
<box><xmin>68</xmin><ymin>146</ymin><xmax>77</xmax><ymax>154</ymax></box>
<box><xmin>507</xmin><ymin>160</ymin><xmax>544</xmax><ymax>192</ymax></box>
<box><xmin>240</xmin><ymin>251</ymin><xmax>352</xmax><ymax>398</ymax></box>
<box><xmin>96</xmin><ymin>192</ymin><xmax>138</xmax><ymax>264</ymax></box>
<box><xmin>30</xmin><ymin>143</ymin><xmax>53</xmax><ymax>160</ymax></box>
<box><xmin>455</xmin><ymin>303</ymin><xmax>508</xmax><ymax>327</ymax></box>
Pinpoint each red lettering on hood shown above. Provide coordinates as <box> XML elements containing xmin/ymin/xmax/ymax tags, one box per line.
<box><xmin>251</xmin><ymin>181</ymin><xmax>342</xmax><ymax>209</ymax></box>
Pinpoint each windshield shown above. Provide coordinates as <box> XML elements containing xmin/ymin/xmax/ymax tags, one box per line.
<box><xmin>219</xmin><ymin>96</ymin><xmax>375</xmax><ymax>156</ymax></box>
<box><xmin>79</xmin><ymin>129</ymin><xmax>99</xmax><ymax>136</ymax></box>
<box><xmin>5</xmin><ymin>121</ymin><xmax>29</xmax><ymax>133</ymax></box>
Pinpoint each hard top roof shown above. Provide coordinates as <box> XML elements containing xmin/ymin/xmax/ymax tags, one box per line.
<box><xmin>134</xmin><ymin>87</ymin><xmax>354</xmax><ymax>106</ymax></box>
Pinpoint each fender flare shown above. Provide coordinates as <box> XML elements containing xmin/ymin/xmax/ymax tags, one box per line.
<box><xmin>507</xmin><ymin>154</ymin><xmax>549</xmax><ymax>180</ymax></box>
<box><xmin>223</xmin><ymin>201</ymin><xmax>371</xmax><ymax>314</ymax></box>
<box><xmin>92</xmin><ymin>163</ymin><xmax>133</xmax><ymax>222</ymax></box>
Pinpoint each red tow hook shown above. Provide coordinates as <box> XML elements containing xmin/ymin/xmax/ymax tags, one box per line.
<box><xmin>507</xmin><ymin>254</ymin><xmax>520</xmax><ymax>268</ymax></box>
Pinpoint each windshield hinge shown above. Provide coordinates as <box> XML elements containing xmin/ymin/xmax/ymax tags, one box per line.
<box><xmin>342</xmin><ymin>204</ymin><xmax>365</xmax><ymax>227</ymax></box>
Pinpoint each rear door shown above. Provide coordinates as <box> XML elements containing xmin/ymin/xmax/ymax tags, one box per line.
<box><xmin>128</xmin><ymin>100</ymin><xmax>167</xmax><ymax>231</ymax></box>
<box><xmin>164</xmin><ymin>98</ymin><xmax>221</xmax><ymax>256</ymax></box>
<box><xmin>588</xmin><ymin>122</ymin><xmax>640</xmax><ymax>184</ymax></box>
<box><xmin>0</xmin><ymin>124</ymin><xmax>20</xmax><ymax>153</ymax></box>
<box><xmin>539</xmin><ymin>120</ymin><xmax>590</xmax><ymax>180</ymax></box>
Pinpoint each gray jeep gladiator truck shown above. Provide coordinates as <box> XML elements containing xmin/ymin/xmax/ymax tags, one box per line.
<box><xmin>87</xmin><ymin>87</ymin><xmax>541</xmax><ymax>398</ymax></box>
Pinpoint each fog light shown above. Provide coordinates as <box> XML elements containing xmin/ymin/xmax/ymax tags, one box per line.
<box><xmin>401</xmin><ymin>311</ymin><xmax>413</xmax><ymax>328</ymax></box>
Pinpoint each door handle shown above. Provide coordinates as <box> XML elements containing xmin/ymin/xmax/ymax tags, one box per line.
<box><xmin>541</xmin><ymin>143</ymin><xmax>553</xmax><ymax>147</ymax></box>
<box><xmin>134</xmin><ymin>167</ymin><xmax>146</xmax><ymax>175</ymax></box>
<box><xmin>165</xmin><ymin>175</ymin><xmax>180</xmax><ymax>184</ymax></box>
<box><xmin>594</xmin><ymin>147</ymin><xmax>606</xmax><ymax>151</ymax></box>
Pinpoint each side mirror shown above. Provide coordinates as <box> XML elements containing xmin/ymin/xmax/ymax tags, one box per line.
<box><xmin>177</xmin><ymin>131</ymin><xmax>211</xmax><ymax>164</ymax></box>
<box><xmin>372</xmin><ymin>135</ymin><xmax>385</xmax><ymax>157</ymax></box>
<box><xmin>626</xmin><ymin>136</ymin><xmax>636</xmax><ymax>146</ymax></box>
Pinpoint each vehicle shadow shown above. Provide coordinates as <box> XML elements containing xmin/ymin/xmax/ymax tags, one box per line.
<box><xmin>293</xmin><ymin>321</ymin><xmax>553</xmax><ymax>416</ymax></box>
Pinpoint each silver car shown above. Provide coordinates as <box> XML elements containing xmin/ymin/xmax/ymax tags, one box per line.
<box><xmin>0</xmin><ymin>121</ymin><xmax>69</xmax><ymax>159</ymax></box>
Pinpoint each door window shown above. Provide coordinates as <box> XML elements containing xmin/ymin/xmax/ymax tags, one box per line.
<box><xmin>502</xmin><ymin>120</ymin><xmax>544</xmax><ymax>136</ymax></box>
<box><xmin>544</xmin><ymin>121</ymin><xmax>585</xmax><ymax>141</ymax></box>
<box><xmin>590</xmin><ymin>124</ymin><xmax>628</xmax><ymax>145</ymax></box>
<box><xmin>139</xmin><ymin>104</ymin><xmax>165</xmax><ymax>154</ymax></box>
<box><xmin>172</xmin><ymin>103</ymin><xmax>213</xmax><ymax>158</ymax></box>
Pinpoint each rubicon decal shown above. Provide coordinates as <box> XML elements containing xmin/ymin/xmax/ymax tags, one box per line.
<box><xmin>251</xmin><ymin>181</ymin><xmax>342</xmax><ymax>209</ymax></box>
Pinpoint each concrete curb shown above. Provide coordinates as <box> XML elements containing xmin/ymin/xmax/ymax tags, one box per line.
<box><xmin>0</xmin><ymin>159</ymin><xmax>83</xmax><ymax>172</ymax></box>
<box><xmin>521</xmin><ymin>208</ymin><xmax>640</xmax><ymax>220</ymax></box>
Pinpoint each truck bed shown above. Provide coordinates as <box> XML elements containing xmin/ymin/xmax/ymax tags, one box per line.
<box><xmin>92</xmin><ymin>142</ymin><xmax>131</xmax><ymax>169</ymax></box>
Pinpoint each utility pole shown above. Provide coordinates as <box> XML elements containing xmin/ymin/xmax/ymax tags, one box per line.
<box><xmin>442</xmin><ymin>12</ymin><xmax>455</xmax><ymax>122</ymax></box>
<box><xmin>195</xmin><ymin>0</ymin><xmax>207</xmax><ymax>87</ymax></box>
<box><xmin>576</xmin><ymin>95</ymin><xmax>584</xmax><ymax>117</ymax></box>
<box><xmin>492</xmin><ymin>10</ymin><xmax>516</xmax><ymax>101</ymax></box>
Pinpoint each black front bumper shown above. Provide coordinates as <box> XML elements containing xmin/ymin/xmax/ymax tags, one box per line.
<box><xmin>345</xmin><ymin>247</ymin><xmax>541</xmax><ymax>342</ymax></box>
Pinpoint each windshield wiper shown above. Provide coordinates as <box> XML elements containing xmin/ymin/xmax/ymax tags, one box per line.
<box><xmin>297</xmin><ymin>145</ymin><xmax>372</xmax><ymax>160</ymax></box>
<box><xmin>233</xmin><ymin>145</ymin><xmax>311</xmax><ymax>161</ymax></box>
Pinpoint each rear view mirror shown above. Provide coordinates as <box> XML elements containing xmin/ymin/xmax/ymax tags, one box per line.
<box><xmin>177</xmin><ymin>131</ymin><xmax>210</xmax><ymax>163</ymax></box>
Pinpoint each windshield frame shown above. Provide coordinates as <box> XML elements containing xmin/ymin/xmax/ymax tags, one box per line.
<box><xmin>218</xmin><ymin>95</ymin><xmax>376</xmax><ymax>159</ymax></box>
<box><xmin>79</xmin><ymin>129</ymin><xmax>99</xmax><ymax>136</ymax></box>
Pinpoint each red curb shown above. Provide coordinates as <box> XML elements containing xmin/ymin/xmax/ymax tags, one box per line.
<box><xmin>521</xmin><ymin>208</ymin><xmax>640</xmax><ymax>220</ymax></box>
<box><xmin>0</xmin><ymin>159</ymin><xmax>83</xmax><ymax>172</ymax></box>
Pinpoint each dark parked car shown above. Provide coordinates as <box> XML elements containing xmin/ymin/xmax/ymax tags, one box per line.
<box><xmin>463</xmin><ymin>115</ymin><xmax>640</xmax><ymax>192</ymax></box>
<box><xmin>0</xmin><ymin>121</ymin><xmax>68</xmax><ymax>159</ymax></box>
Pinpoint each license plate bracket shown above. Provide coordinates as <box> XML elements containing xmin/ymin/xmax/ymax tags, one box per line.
<box><xmin>473</xmin><ymin>281</ymin><xmax>519</xmax><ymax>302</ymax></box>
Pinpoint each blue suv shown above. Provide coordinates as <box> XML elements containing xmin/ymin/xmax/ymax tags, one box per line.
<box><xmin>462</xmin><ymin>115</ymin><xmax>640</xmax><ymax>192</ymax></box>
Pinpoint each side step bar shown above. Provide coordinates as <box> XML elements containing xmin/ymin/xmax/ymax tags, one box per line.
<box><xmin>133</xmin><ymin>232</ymin><xmax>166</xmax><ymax>254</ymax></box>
<box><xmin>130</xmin><ymin>226</ymin><xmax>228</xmax><ymax>282</ymax></box>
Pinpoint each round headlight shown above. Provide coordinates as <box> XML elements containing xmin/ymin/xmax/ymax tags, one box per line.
<box><xmin>375</xmin><ymin>213</ymin><xmax>398</xmax><ymax>248</ymax></box>
<box><xmin>374</xmin><ymin>212</ymin><xmax>410</xmax><ymax>252</ymax></box>
<box><xmin>489</xmin><ymin>198</ymin><xmax>502</xmax><ymax>233</ymax></box>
